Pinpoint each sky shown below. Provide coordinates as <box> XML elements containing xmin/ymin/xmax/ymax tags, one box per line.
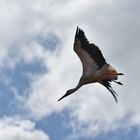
<box><xmin>0</xmin><ymin>0</ymin><xmax>140</xmax><ymax>140</ymax></box>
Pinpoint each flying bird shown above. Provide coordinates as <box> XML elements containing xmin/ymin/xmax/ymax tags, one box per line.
<box><xmin>58</xmin><ymin>27</ymin><xmax>123</xmax><ymax>102</ymax></box>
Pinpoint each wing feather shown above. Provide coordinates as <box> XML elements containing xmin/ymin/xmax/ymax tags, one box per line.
<box><xmin>74</xmin><ymin>27</ymin><xmax>107</xmax><ymax>69</ymax></box>
<box><xmin>74</xmin><ymin>30</ymin><xmax>98</xmax><ymax>76</ymax></box>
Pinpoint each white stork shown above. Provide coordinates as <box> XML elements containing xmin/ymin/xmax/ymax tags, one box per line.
<box><xmin>58</xmin><ymin>27</ymin><xmax>123</xmax><ymax>102</ymax></box>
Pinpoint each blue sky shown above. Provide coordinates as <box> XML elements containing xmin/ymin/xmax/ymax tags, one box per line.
<box><xmin>0</xmin><ymin>0</ymin><xmax>140</xmax><ymax>140</ymax></box>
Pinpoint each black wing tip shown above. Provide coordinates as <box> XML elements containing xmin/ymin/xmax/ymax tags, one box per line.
<box><xmin>75</xmin><ymin>26</ymin><xmax>89</xmax><ymax>46</ymax></box>
<box><xmin>75</xmin><ymin>26</ymin><xmax>84</xmax><ymax>36</ymax></box>
<box><xmin>76</xmin><ymin>26</ymin><xmax>79</xmax><ymax>31</ymax></box>
<box><xmin>76</xmin><ymin>26</ymin><xmax>79</xmax><ymax>36</ymax></box>
<box><xmin>76</xmin><ymin>26</ymin><xmax>80</xmax><ymax>31</ymax></box>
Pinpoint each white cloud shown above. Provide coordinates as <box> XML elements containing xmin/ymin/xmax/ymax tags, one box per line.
<box><xmin>25</xmin><ymin>0</ymin><xmax>140</xmax><ymax>137</ymax></box>
<box><xmin>0</xmin><ymin>0</ymin><xmax>140</xmax><ymax>139</ymax></box>
<box><xmin>0</xmin><ymin>117</ymin><xmax>49</xmax><ymax>140</ymax></box>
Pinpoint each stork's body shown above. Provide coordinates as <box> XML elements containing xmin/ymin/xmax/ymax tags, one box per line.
<box><xmin>58</xmin><ymin>27</ymin><xmax>123</xmax><ymax>102</ymax></box>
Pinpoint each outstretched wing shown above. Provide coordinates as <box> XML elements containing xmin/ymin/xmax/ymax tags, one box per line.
<box><xmin>74</xmin><ymin>27</ymin><xmax>107</xmax><ymax>76</ymax></box>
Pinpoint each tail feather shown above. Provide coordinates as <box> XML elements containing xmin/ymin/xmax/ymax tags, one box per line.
<box><xmin>107</xmin><ymin>86</ymin><xmax>118</xmax><ymax>103</ymax></box>
<box><xmin>102</xmin><ymin>81</ymin><xmax>118</xmax><ymax>103</ymax></box>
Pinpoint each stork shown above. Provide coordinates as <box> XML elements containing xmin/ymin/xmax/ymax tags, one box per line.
<box><xmin>58</xmin><ymin>27</ymin><xmax>123</xmax><ymax>103</ymax></box>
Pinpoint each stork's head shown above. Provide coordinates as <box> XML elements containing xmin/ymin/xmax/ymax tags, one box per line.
<box><xmin>67</xmin><ymin>89</ymin><xmax>76</xmax><ymax>95</ymax></box>
<box><xmin>58</xmin><ymin>89</ymin><xmax>76</xmax><ymax>102</ymax></box>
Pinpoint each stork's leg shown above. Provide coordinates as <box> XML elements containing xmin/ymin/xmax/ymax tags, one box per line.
<box><xmin>117</xmin><ymin>73</ymin><xmax>124</xmax><ymax>75</ymax></box>
<box><xmin>111</xmin><ymin>73</ymin><xmax>123</xmax><ymax>85</ymax></box>
<box><xmin>112</xmin><ymin>73</ymin><xmax>124</xmax><ymax>76</ymax></box>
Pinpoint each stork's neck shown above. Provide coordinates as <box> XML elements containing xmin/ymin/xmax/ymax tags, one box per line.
<box><xmin>72</xmin><ymin>84</ymin><xmax>81</xmax><ymax>92</ymax></box>
<box><xmin>58</xmin><ymin>80</ymin><xmax>83</xmax><ymax>102</ymax></box>
<box><xmin>70</xmin><ymin>81</ymin><xmax>83</xmax><ymax>94</ymax></box>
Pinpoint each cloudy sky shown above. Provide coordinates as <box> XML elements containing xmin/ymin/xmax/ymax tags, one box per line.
<box><xmin>0</xmin><ymin>0</ymin><xmax>140</xmax><ymax>140</ymax></box>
